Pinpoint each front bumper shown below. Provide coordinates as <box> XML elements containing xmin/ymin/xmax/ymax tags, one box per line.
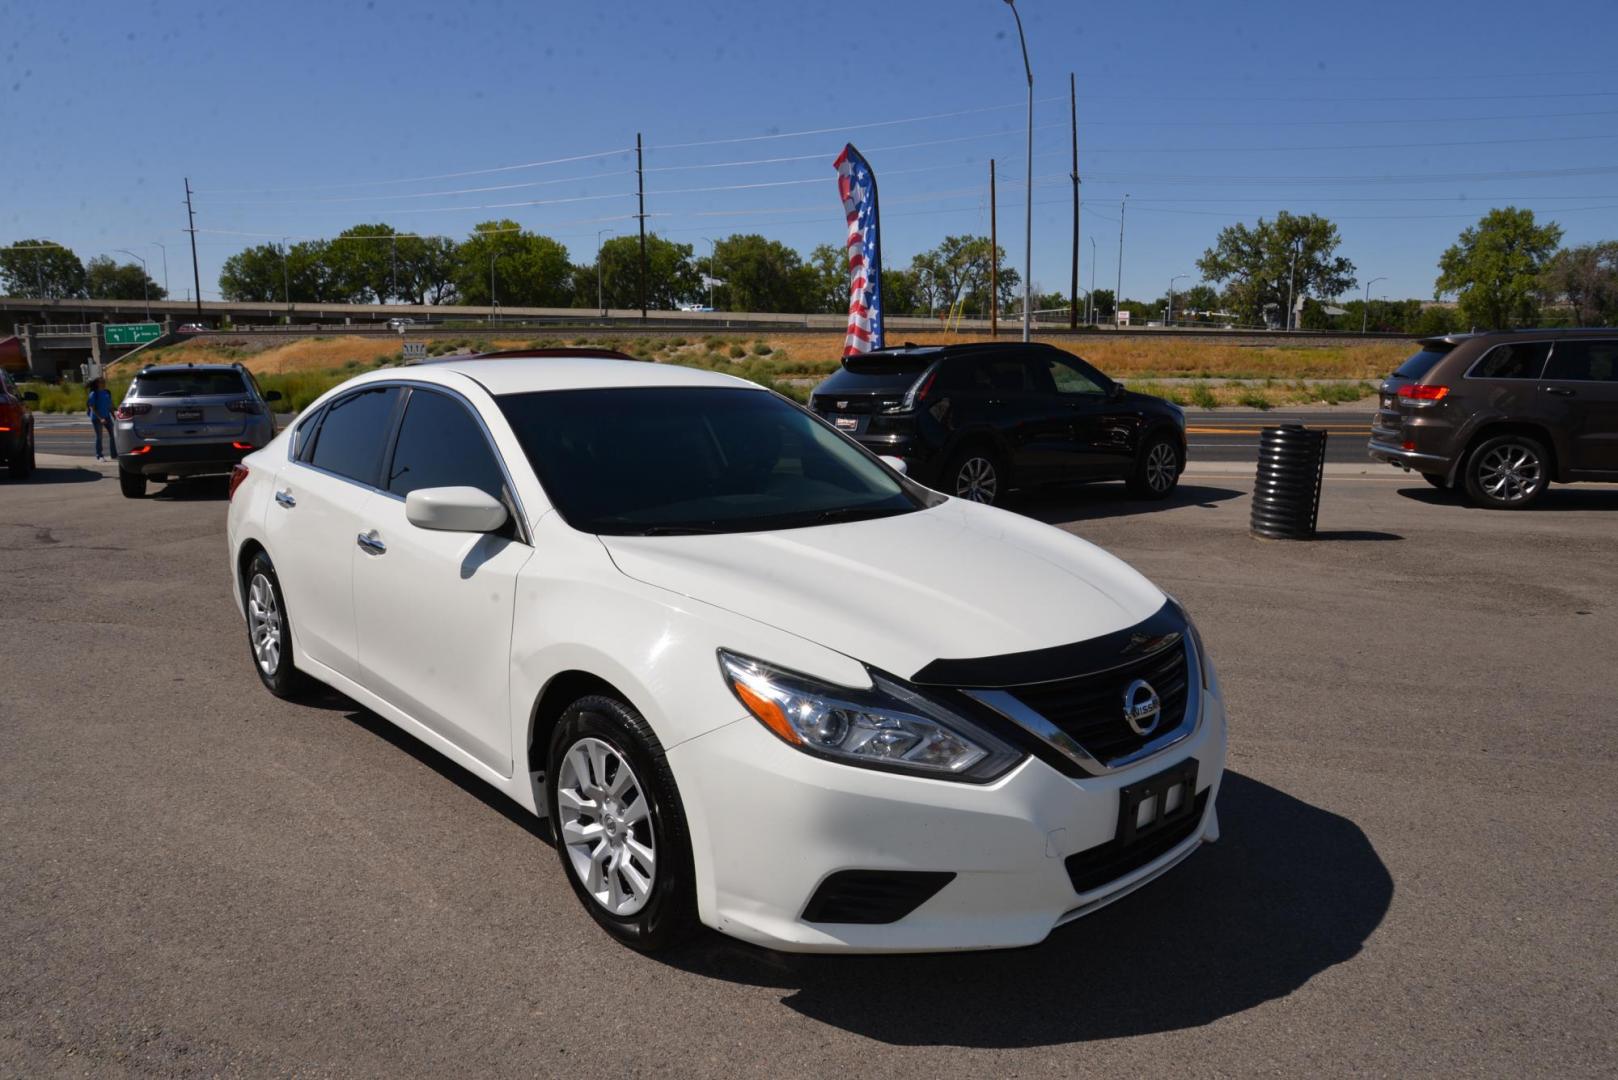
<box><xmin>667</xmin><ymin>687</ymin><xmax>1227</xmax><ymax>953</ymax></box>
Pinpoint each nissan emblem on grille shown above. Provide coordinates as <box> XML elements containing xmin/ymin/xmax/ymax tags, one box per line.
<box><xmin>1122</xmin><ymin>679</ymin><xmax>1162</xmax><ymax>736</ymax></box>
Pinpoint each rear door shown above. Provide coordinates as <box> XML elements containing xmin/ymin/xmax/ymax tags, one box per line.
<box><xmin>350</xmin><ymin>387</ymin><xmax>533</xmax><ymax>777</ymax></box>
<box><xmin>126</xmin><ymin>368</ymin><xmax>255</xmax><ymax>444</ymax></box>
<box><xmin>262</xmin><ymin>385</ymin><xmax>402</xmax><ymax>678</ymax></box>
<box><xmin>1540</xmin><ymin>338</ymin><xmax>1618</xmax><ymax>475</ymax></box>
<box><xmin>956</xmin><ymin>352</ymin><xmax>1063</xmax><ymax>482</ymax></box>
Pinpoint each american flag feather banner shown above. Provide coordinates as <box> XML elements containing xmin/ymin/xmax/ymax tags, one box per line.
<box><xmin>834</xmin><ymin>143</ymin><xmax>884</xmax><ymax>355</ymax></box>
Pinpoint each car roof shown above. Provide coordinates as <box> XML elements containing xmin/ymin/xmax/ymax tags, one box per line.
<box><xmin>346</xmin><ymin>351</ymin><xmax>759</xmax><ymax>397</ymax></box>
<box><xmin>1418</xmin><ymin>327</ymin><xmax>1618</xmax><ymax>348</ymax></box>
<box><xmin>137</xmin><ymin>362</ymin><xmax>243</xmax><ymax>373</ymax></box>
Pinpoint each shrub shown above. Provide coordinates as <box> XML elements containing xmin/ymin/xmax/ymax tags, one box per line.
<box><xmin>728</xmin><ymin>344</ymin><xmax>747</xmax><ymax>359</ymax></box>
<box><xmin>1238</xmin><ymin>389</ymin><xmax>1271</xmax><ymax>410</ymax></box>
<box><xmin>751</xmin><ymin>342</ymin><xmax>772</xmax><ymax>356</ymax></box>
<box><xmin>1188</xmin><ymin>382</ymin><xmax>1219</xmax><ymax>409</ymax></box>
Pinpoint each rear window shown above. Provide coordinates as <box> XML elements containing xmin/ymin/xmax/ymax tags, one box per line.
<box><xmin>815</xmin><ymin>364</ymin><xmax>928</xmax><ymax>396</ymax></box>
<box><xmin>131</xmin><ymin>370</ymin><xmax>248</xmax><ymax>397</ymax></box>
<box><xmin>1391</xmin><ymin>348</ymin><xmax>1451</xmax><ymax>381</ymax></box>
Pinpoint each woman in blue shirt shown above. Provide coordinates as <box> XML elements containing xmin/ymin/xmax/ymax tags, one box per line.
<box><xmin>87</xmin><ymin>378</ymin><xmax>115</xmax><ymax>461</ymax></box>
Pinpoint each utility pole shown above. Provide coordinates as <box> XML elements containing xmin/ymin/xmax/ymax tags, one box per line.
<box><xmin>1069</xmin><ymin>72</ymin><xmax>1079</xmax><ymax>331</ymax></box>
<box><xmin>636</xmin><ymin>132</ymin><xmax>648</xmax><ymax>321</ymax></box>
<box><xmin>184</xmin><ymin>178</ymin><xmax>203</xmax><ymax>316</ymax></box>
<box><xmin>1116</xmin><ymin>194</ymin><xmax>1129</xmax><ymax>329</ymax></box>
<box><xmin>989</xmin><ymin>158</ymin><xmax>998</xmax><ymax>338</ymax></box>
<box><xmin>1003</xmin><ymin>0</ymin><xmax>1033</xmax><ymax>342</ymax></box>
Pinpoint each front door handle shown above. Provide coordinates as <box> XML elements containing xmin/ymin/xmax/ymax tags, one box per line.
<box><xmin>274</xmin><ymin>490</ymin><xmax>296</xmax><ymax>508</ymax></box>
<box><xmin>356</xmin><ymin>530</ymin><xmax>387</xmax><ymax>555</ymax></box>
<box><xmin>1544</xmin><ymin>386</ymin><xmax>1576</xmax><ymax>397</ymax></box>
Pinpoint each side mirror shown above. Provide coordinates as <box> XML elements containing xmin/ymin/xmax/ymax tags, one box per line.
<box><xmin>1106</xmin><ymin>381</ymin><xmax>1124</xmax><ymax>399</ymax></box>
<box><xmin>405</xmin><ymin>486</ymin><xmax>508</xmax><ymax>533</ymax></box>
<box><xmin>264</xmin><ymin>390</ymin><xmax>283</xmax><ymax>403</ymax></box>
<box><xmin>22</xmin><ymin>391</ymin><xmax>39</xmax><ymax>402</ymax></box>
<box><xmin>879</xmin><ymin>455</ymin><xmax>908</xmax><ymax>476</ymax></box>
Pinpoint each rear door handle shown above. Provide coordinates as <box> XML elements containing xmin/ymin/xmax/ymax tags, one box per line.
<box><xmin>356</xmin><ymin>530</ymin><xmax>387</xmax><ymax>555</ymax></box>
<box><xmin>274</xmin><ymin>490</ymin><xmax>296</xmax><ymax>508</ymax></box>
<box><xmin>1544</xmin><ymin>386</ymin><xmax>1576</xmax><ymax>397</ymax></box>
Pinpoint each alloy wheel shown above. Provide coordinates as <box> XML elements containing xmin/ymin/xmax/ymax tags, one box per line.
<box><xmin>246</xmin><ymin>573</ymin><xmax>282</xmax><ymax>676</ymax></box>
<box><xmin>1145</xmin><ymin>441</ymin><xmax>1177</xmax><ymax>493</ymax></box>
<box><xmin>955</xmin><ymin>457</ymin><xmax>998</xmax><ymax>503</ymax></box>
<box><xmin>1477</xmin><ymin>442</ymin><xmax>1543</xmax><ymax>504</ymax></box>
<box><xmin>556</xmin><ymin>737</ymin><xmax>657</xmax><ymax>917</ymax></box>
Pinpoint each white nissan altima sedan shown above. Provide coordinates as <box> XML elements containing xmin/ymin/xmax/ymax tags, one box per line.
<box><xmin>226</xmin><ymin>349</ymin><xmax>1227</xmax><ymax>953</ymax></box>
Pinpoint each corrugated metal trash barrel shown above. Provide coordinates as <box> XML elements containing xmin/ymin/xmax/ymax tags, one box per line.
<box><xmin>1251</xmin><ymin>424</ymin><xmax>1328</xmax><ymax>540</ymax></box>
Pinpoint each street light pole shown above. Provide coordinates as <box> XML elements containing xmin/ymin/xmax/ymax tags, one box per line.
<box><xmin>489</xmin><ymin>249</ymin><xmax>498</xmax><ymax>327</ymax></box>
<box><xmin>1362</xmin><ymin>276</ymin><xmax>1387</xmax><ymax>334</ymax></box>
<box><xmin>279</xmin><ymin>237</ymin><xmax>291</xmax><ymax>314</ymax></box>
<box><xmin>1168</xmin><ymin>273</ymin><xmax>1187</xmax><ymax>327</ymax></box>
<box><xmin>390</xmin><ymin>234</ymin><xmax>398</xmax><ymax>305</ymax></box>
<box><xmin>597</xmin><ymin>228</ymin><xmax>616</xmax><ymax>316</ymax></box>
<box><xmin>1286</xmin><ymin>237</ymin><xmax>1302</xmax><ymax>331</ymax></box>
<box><xmin>1088</xmin><ymin>235</ymin><xmax>1097</xmax><ymax>324</ymax></box>
<box><xmin>1003</xmin><ymin>0</ymin><xmax>1033</xmax><ymax>342</ymax></box>
<box><xmin>152</xmin><ymin>241</ymin><xmax>169</xmax><ymax>300</ymax></box>
<box><xmin>115</xmin><ymin>248</ymin><xmax>151</xmax><ymax>320</ymax></box>
<box><xmin>1116</xmin><ymin>194</ymin><xmax>1129</xmax><ymax>328</ymax></box>
<box><xmin>701</xmin><ymin>237</ymin><xmax>718</xmax><ymax>313</ymax></box>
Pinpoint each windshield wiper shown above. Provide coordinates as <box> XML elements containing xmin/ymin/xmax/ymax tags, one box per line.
<box><xmin>810</xmin><ymin>505</ymin><xmax>906</xmax><ymax>526</ymax></box>
<box><xmin>628</xmin><ymin>524</ymin><xmax>724</xmax><ymax>536</ymax></box>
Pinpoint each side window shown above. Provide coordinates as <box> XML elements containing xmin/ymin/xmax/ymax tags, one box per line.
<box><xmin>1470</xmin><ymin>342</ymin><xmax>1551</xmax><ymax>380</ymax></box>
<box><xmin>385</xmin><ymin>389</ymin><xmax>507</xmax><ymax>501</ymax></box>
<box><xmin>1545</xmin><ymin>340</ymin><xmax>1618</xmax><ymax>383</ymax></box>
<box><xmin>1046</xmin><ymin>354</ymin><xmax>1108</xmax><ymax>395</ymax></box>
<box><xmin>981</xmin><ymin>357</ymin><xmax>1039</xmax><ymax>393</ymax></box>
<box><xmin>293</xmin><ymin>405</ymin><xmax>326</xmax><ymax>463</ymax></box>
<box><xmin>306</xmin><ymin>387</ymin><xmax>401</xmax><ymax>485</ymax></box>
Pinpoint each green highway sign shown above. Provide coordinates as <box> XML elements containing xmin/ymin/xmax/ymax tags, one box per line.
<box><xmin>104</xmin><ymin>323</ymin><xmax>162</xmax><ymax>346</ymax></box>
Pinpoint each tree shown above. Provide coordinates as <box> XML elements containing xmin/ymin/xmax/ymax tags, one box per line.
<box><xmin>805</xmin><ymin>243</ymin><xmax>849</xmax><ymax>315</ymax></box>
<box><xmin>585</xmin><ymin>234</ymin><xmax>699</xmax><ymax>311</ymax></box>
<box><xmin>85</xmin><ymin>256</ymin><xmax>165</xmax><ymax>301</ymax></box>
<box><xmin>1197</xmin><ymin>212</ymin><xmax>1357</xmax><ymax>327</ymax></box>
<box><xmin>909</xmin><ymin>235</ymin><xmax>1017</xmax><ymax>316</ymax></box>
<box><xmin>455</xmin><ymin>221</ymin><xmax>573</xmax><ymax>308</ymax></box>
<box><xmin>1088</xmin><ymin>288</ymin><xmax>1115</xmax><ymax>320</ymax></box>
<box><xmin>1538</xmin><ymin>241</ymin><xmax>1618</xmax><ymax>327</ymax></box>
<box><xmin>1435</xmin><ymin>207</ymin><xmax>1562</xmax><ymax>329</ymax></box>
<box><xmin>395</xmin><ymin>234</ymin><xmax>459</xmax><ymax>305</ymax></box>
<box><xmin>881</xmin><ymin>267</ymin><xmax>922</xmax><ymax>316</ymax></box>
<box><xmin>218</xmin><ymin>243</ymin><xmax>288</xmax><ymax>302</ymax></box>
<box><xmin>1</xmin><ymin>240</ymin><xmax>86</xmax><ymax>298</ymax></box>
<box><xmin>710</xmin><ymin>234</ymin><xmax>810</xmax><ymax>313</ymax></box>
<box><xmin>326</xmin><ymin>223</ymin><xmax>401</xmax><ymax>303</ymax></box>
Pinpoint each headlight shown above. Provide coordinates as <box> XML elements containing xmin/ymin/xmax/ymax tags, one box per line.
<box><xmin>717</xmin><ymin>650</ymin><xmax>1023</xmax><ymax>782</ymax></box>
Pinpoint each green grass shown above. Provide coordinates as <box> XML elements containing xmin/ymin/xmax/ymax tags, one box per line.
<box><xmin>1237</xmin><ymin>389</ymin><xmax>1272</xmax><ymax>410</ymax></box>
<box><xmin>1188</xmin><ymin>382</ymin><xmax>1220</xmax><ymax>409</ymax></box>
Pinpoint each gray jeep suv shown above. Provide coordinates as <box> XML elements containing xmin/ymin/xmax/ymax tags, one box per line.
<box><xmin>114</xmin><ymin>363</ymin><xmax>280</xmax><ymax>498</ymax></box>
<box><xmin>1368</xmin><ymin>329</ymin><xmax>1618</xmax><ymax>508</ymax></box>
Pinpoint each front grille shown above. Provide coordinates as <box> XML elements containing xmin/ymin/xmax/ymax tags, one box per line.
<box><xmin>1065</xmin><ymin>790</ymin><xmax>1208</xmax><ymax>894</ymax></box>
<box><xmin>1008</xmin><ymin>641</ymin><xmax>1192</xmax><ymax>765</ymax></box>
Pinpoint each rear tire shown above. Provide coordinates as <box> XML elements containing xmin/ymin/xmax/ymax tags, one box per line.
<box><xmin>118</xmin><ymin>468</ymin><xmax>147</xmax><ymax>499</ymax></box>
<box><xmin>945</xmin><ymin>445</ymin><xmax>1005</xmax><ymax>506</ymax></box>
<box><xmin>1463</xmin><ymin>434</ymin><xmax>1549</xmax><ymax>510</ymax></box>
<box><xmin>547</xmin><ymin>695</ymin><xmax>698</xmax><ymax>952</ymax></box>
<box><xmin>1128</xmin><ymin>434</ymin><xmax>1182</xmax><ymax>499</ymax></box>
<box><xmin>243</xmin><ymin>551</ymin><xmax>311</xmax><ymax>699</ymax></box>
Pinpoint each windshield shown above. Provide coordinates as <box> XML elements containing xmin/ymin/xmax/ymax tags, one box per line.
<box><xmin>497</xmin><ymin>386</ymin><xmax>926</xmax><ymax>535</ymax></box>
<box><xmin>131</xmin><ymin>370</ymin><xmax>248</xmax><ymax>397</ymax></box>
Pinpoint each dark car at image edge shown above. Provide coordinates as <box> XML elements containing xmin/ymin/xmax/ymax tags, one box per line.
<box><xmin>810</xmin><ymin>341</ymin><xmax>1187</xmax><ymax>505</ymax></box>
<box><xmin>1368</xmin><ymin>328</ymin><xmax>1618</xmax><ymax>508</ymax></box>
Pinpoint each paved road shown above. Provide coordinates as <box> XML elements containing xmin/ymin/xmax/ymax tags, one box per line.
<box><xmin>2</xmin><ymin>455</ymin><xmax>1614</xmax><ymax>1077</ymax></box>
<box><xmin>32</xmin><ymin>408</ymin><xmax>1376</xmax><ymax>465</ymax></box>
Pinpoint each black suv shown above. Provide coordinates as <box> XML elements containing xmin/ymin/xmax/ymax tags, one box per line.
<box><xmin>810</xmin><ymin>342</ymin><xmax>1186</xmax><ymax>505</ymax></box>
<box><xmin>1368</xmin><ymin>329</ymin><xmax>1618</xmax><ymax>508</ymax></box>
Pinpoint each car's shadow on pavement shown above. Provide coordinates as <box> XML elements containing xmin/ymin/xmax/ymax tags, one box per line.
<box><xmin>2</xmin><ymin>465</ymin><xmax>103</xmax><ymax>485</ymax></box>
<box><xmin>658</xmin><ymin>771</ymin><xmax>1392</xmax><ymax>1047</ymax></box>
<box><xmin>151</xmin><ymin>477</ymin><xmax>231</xmax><ymax>501</ymax></box>
<box><xmin>1011</xmin><ymin>482</ymin><xmax>1245</xmax><ymax>526</ymax></box>
<box><xmin>1397</xmin><ymin>484</ymin><xmax>1618</xmax><ymax>512</ymax></box>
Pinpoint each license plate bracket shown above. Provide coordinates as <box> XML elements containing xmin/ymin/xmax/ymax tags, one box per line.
<box><xmin>176</xmin><ymin>407</ymin><xmax>203</xmax><ymax>423</ymax></box>
<box><xmin>1116</xmin><ymin>758</ymin><xmax>1199</xmax><ymax>847</ymax></box>
<box><xmin>833</xmin><ymin>416</ymin><xmax>860</xmax><ymax>432</ymax></box>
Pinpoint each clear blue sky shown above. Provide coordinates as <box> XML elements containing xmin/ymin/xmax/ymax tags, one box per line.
<box><xmin>4</xmin><ymin>0</ymin><xmax>1616</xmax><ymax>307</ymax></box>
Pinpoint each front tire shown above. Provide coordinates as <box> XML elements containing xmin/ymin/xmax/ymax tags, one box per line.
<box><xmin>1463</xmin><ymin>434</ymin><xmax>1549</xmax><ymax>510</ymax></box>
<box><xmin>243</xmin><ymin>551</ymin><xmax>310</xmax><ymax>698</ymax></box>
<box><xmin>8</xmin><ymin>433</ymin><xmax>33</xmax><ymax>480</ymax></box>
<box><xmin>1128</xmin><ymin>433</ymin><xmax>1182</xmax><ymax>499</ymax></box>
<box><xmin>547</xmin><ymin>695</ymin><xmax>697</xmax><ymax>952</ymax></box>
<box><xmin>946</xmin><ymin>445</ymin><xmax>1005</xmax><ymax>505</ymax></box>
<box><xmin>118</xmin><ymin>468</ymin><xmax>147</xmax><ymax>499</ymax></box>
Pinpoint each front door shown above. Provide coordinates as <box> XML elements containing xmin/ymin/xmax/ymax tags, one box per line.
<box><xmin>351</xmin><ymin>387</ymin><xmax>533</xmax><ymax>777</ymax></box>
<box><xmin>1540</xmin><ymin>338</ymin><xmax>1618</xmax><ymax>475</ymax></box>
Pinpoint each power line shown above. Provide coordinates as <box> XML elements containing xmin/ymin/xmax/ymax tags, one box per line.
<box><xmin>646</xmin><ymin>97</ymin><xmax>1068</xmax><ymax>150</ymax></box>
<box><xmin>193</xmin><ymin>148</ymin><xmax>635</xmax><ymax>195</ymax></box>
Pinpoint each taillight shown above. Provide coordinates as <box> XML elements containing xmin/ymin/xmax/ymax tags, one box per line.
<box><xmin>114</xmin><ymin>403</ymin><xmax>151</xmax><ymax>420</ymax></box>
<box><xmin>128</xmin><ymin>445</ymin><xmax>152</xmax><ymax>455</ymax></box>
<box><xmin>1397</xmin><ymin>384</ymin><xmax>1449</xmax><ymax>403</ymax></box>
<box><xmin>226</xmin><ymin>399</ymin><xmax>261</xmax><ymax>414</ymax></box>
<box><xmin>228</xmin><ymin>464</ymin><xmax>250</xmax><ymax>500</ymax></box>
<box><xmin>900</xmin><ymin>368</ymin><xmax>938</xmax><ymax>411</ymax></box>
<box><xmin>231</xmin><ymin>441</ymin><xmax>254</xmax><ymax>450</ymax></box>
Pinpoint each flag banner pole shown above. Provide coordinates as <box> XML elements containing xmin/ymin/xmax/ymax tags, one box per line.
<box><xmin>833</xmin><ymin>144</ymin><xmax>884</xmax><ymax>356</ymax></box>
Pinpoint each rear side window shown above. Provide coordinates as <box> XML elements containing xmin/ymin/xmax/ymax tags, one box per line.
<box><xmin>131</xmin><ymin>370</ymin><xmax>248</xmax><ymax>397</ymax></box>
<box><xmin>1469</xmin><ymin>342</ymin><xmax>1551</xmax><ymax>380</ymax></box>
<box><xmin>957</xmin><ymin>356</ymin><xmax>1042</xmax><ymax>393</ymax></box>
<box><xmin>306</xmin><ymin>387</ymin><xmax>401</xmax><ymax>485</ymax></box>
<box><xmin>292</xmin><ymin>405</ymin><xmax>326</xmax><ymax>462</ymax></box>
<box><xmin>385</xmin><ymin>389</ymin><xmax>507</xmax><ymax>501</ymax></box>
<box><xmin>1392</xmin><ymin>348</ymin><xmax>1451</xmax><ymax>380</ymax></box>
<box><xmin>1545</xmin><ymin>340</ymin><xmax>1618</xmax><ymax>382</ymax></box>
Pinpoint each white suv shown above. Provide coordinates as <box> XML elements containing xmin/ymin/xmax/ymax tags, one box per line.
<box><xmin>226</xmin><ymin>351</ymin><xmax>1227</xmax><ymax>953</ymax></box>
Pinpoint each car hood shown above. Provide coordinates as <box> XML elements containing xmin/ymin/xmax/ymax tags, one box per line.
<box><xmin>598</xmin><ymin>498</ymin><xmax>1165</xmax><ymax>682</ymax></box>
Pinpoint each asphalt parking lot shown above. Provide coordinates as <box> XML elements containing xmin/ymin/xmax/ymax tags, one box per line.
<box><xmin>3</xmin><ymin>452</ymin><xmax>1614</xmax><ymax>1078</ymax></box>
